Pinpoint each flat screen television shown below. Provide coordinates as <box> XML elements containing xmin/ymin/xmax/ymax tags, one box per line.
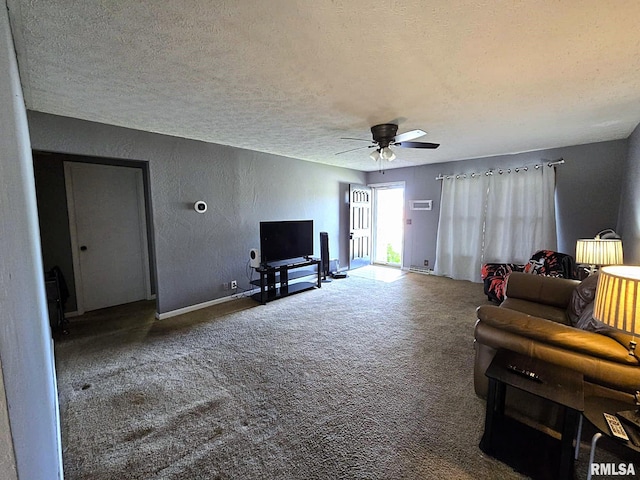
<box><xmin>259</xmin><ymin>220</ymin><xmax>313</xmax><ymax>265</ymax></box>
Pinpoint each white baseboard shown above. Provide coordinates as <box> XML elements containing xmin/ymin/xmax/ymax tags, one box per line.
<box><xmin>155</xmin><ymin>288</ymin><xmax>260</xmax><ymax>320</ymax></box>
<box><xmin>408</xmin><ymin>266</ymin><xmax>434</xmax><ymax>275</ymax></box>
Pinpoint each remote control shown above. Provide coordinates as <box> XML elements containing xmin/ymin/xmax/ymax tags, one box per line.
<box><xmin>604</xmin><ymin>412</ymin><xmax>629</xmax><ymax>441</ymax></box>
<box><xmin>507</xmin><ymin>364</ymin><xmax>541</xmax><ymax>382</ymax></box>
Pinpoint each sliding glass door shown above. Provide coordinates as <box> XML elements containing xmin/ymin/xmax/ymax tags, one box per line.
<box><xmin>372</xmin><ymin>183</ymin><xmax>405</xmax><ymax>267</ymax></box>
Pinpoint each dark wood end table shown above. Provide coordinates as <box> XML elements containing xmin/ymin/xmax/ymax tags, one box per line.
<box><xmin>581</xmin><ymin>396</ymin><xmax>640</xmax><ymax>479</ymax></box>
<box><xmin>481</xmin><ymin>349</ymin><xmax>584</xmax><ymax>479</ymax></box>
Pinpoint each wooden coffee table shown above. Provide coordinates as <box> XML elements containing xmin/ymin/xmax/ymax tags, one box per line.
<box><xmin>480</xmin><ymin>349</ymin><xmax>584</xmax><ymax>479</ymax></box>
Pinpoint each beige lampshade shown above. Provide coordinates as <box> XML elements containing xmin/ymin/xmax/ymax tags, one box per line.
<box><xmin>575</xmin><ymin>239</ymin><xmax>623</xmax><ymax>266</ymax></box>
<box><xmin>594</xmin><ymin>266</ymin><xmax>640</xmax><ymax>336</ymax></box>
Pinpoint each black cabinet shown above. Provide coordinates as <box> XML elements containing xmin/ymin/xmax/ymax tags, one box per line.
<box><xmin>251</xmin><ymin>258</ymin><xmax>321</xmax><ymax>304</ymax></box>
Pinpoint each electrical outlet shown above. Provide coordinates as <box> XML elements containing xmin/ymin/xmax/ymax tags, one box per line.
<box><xmin>424</xmin><ymin>260</ymin><xmax>429</xmax><ymax>266</ymax></box>
<box><xmin>231</xmin><ymin>280</ymin><xmax>237</xmax><ymax>289</ymax></box>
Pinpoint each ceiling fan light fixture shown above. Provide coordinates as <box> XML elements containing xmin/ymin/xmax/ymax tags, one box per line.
<box><xmin>381</xmin><ymin>146</ymin><xmax>396</xmax><ymax>161</ymax></box>
<box><xmin>336</xmin><ymin>123</ymin><xmax>439</xmax><ymax>162</ymax></box>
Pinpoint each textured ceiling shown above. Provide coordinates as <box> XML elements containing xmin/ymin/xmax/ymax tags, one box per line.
<box><xmin>8</xmin><ymin>1</ymin><xmax>640</xmax><ymax>171</ymax></box>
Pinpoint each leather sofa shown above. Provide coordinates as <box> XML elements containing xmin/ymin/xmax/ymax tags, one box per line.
<box><xmin>474</xmin><ymin>272</ymin><xmax>640</xmax><ymax>404</ymax></box>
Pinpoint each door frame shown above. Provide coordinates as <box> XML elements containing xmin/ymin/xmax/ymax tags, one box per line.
<box><xmin>348</xmin><ymin>184</ymin><xmax>373</xmax><ymax>270</ymax></box>
<box><xmin>64</xmin><ymin>161</ymin><xmax>152</xmax><ymax>315</ymax></box>
<box><xmin>369</xmin><ymin>181</ymin><xmax>406</xmax><ymax>267</ymax></box>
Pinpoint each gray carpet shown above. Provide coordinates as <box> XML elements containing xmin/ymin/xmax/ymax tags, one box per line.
<box><xmin>53</xmin><ymin>271</ymin><xmax>608</xmax><ymax>479</ymax></box>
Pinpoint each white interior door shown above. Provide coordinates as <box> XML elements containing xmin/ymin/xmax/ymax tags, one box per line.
<box><xmin>65</xmin><ymin>162</ymin><xmax>151</xmax><ymax>313</ymax></box>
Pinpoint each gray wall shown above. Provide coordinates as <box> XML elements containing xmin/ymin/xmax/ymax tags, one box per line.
<box><xmin>618</xmin><ymin>123</ymin><xmax>640</xmax><ymax>264</ymax></box>
<box><xmin>365</xmin><ymin>163</ymin><xmax>444</xmax><ymax>271</ymax></box>
<box><xmin>366</xmin><ymin>140</ymin><xmax>629</xmax><ymax>271</ymax></box>
<box><xmin>28</xmin><ymin>112</ymin><xmax>365</xmax><ymax>314</ymax></box>
<box><xmin>0</xmin><ymin>5</ymin><xmax>62</xmax><ymax>479</ymax></box>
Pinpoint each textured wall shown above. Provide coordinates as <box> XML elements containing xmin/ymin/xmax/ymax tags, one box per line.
<box><xmin>554</xmin><ymin>141</ymin><xmax>628</xmax><ymax>252</ymax></box>
<box><xmin>28</xmin><ymin>112</ymin><xmax>365</xmax><ymax>313</ymax></box>
<box><xmin>364</xmin><ymin>165</ymin><xmax>443</xmax><ymax>271</ymax></box>
<box><xmin>367</xmin><ymin>140</ymin><xmax>628</xmax><ymax>271</ymax></box>
<box><xmin>618</xmin><ymin>123</ymin><xmax>640</xmax><ymax>264</ymax></box>
<box><xmin>0</xmin><ymin>6</ymin><xmax>61</xmax><ymax>479</ymax></box>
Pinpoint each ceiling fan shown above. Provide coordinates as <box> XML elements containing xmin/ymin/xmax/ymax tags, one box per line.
<box><xmin>336</xmin><ymin>123</ymin><xmax>440</xmax><ymax>162</ymax></box>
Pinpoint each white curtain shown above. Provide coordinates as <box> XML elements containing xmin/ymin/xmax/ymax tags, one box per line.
<box><xmin>434</xmin><ymin>174</ymin><xmax>489</xmax><ymax>282</ymax></box>
<box><xmin>483</xmin><ymin>166</ymin><xmax>557</xmax><ymax>264</ymax></box>
<box><xmin>434</xmin><ymin>166</ymin><xmax>557</xmax><ymax>283</ymax></box>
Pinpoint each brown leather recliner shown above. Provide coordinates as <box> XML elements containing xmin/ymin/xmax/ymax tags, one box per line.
<box><xmin>474</xmin><ymin>272</ymin><xmax>640</xmax><ymax>405</ymax></box>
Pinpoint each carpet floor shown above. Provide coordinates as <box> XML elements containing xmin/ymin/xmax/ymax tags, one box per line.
<box><xmin>54</xmin><ymin>269</ymin><xmax>628</xmax><ymax>479</ymax></box>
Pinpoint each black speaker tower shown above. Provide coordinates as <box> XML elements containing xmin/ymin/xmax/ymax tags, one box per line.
<box><xmin>320</xmin><ymin>232</ymin><xmax>331</xmax><ymax>282</ymax></box>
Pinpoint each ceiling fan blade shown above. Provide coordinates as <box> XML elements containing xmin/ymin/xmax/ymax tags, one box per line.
<box><xmin>393</xmin><ymin>129</ymin><xmax>426</xmax><ymax>143</ymax></box>
<box><xmin>335</xmin><ymin>145</ymin><xmax>372</xmax><ymax>155</ymax></box>
<box><xmin>395</xmin><ymin>141</ymin><xmax>440</xmax><ymax>149</ymax></box>
<box><xmin>340</xmin><ymin>137</ymin><xmax>373</xmax><ymax>142</ymax></box>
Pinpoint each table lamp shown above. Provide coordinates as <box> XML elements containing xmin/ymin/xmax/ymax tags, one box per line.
<box><xmin>575</xmin><ymin>238</ymin><xmax>623</xmax><ymax>275</ymax></box>
<box><xmin>594</xmin><ymin>265</ymin><xmax>640</xmax><ymax>427</ymax></box>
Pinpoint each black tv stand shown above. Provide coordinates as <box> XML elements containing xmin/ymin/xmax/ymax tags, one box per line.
<box><xmin>251</xmin><ymin>258</ymin><xmax>321</xmax><ymax>305</ymax></box>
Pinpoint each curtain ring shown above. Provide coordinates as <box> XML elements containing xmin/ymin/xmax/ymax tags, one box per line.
<box><xmin>523</xmin><ymin>166</ymin><xmax>528</xmax><ymax>171</ymax></box>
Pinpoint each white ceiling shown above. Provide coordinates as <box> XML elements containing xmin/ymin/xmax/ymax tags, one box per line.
<box><xmin>8</xmin><ymin>1</ymin><xmax>640</xmax><ymax>171</ymax></box>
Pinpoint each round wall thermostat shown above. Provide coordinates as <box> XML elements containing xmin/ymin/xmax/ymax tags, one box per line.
<box><xmin>194</xmin><ymin>201</ymin><xmax>207</xmax><ymax>213</ymax></box>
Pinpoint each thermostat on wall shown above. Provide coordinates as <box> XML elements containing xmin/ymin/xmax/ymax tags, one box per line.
<box><xmin>194</xmin><ymin>201</ymin><xmax>207</xmax><ymax>213</ymax></box>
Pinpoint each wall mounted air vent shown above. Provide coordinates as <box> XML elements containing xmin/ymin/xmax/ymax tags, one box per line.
<box><xmin>410</xmin><ymin>200</ymin><xmax>432</xmax><ymax>211</ymax></box>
